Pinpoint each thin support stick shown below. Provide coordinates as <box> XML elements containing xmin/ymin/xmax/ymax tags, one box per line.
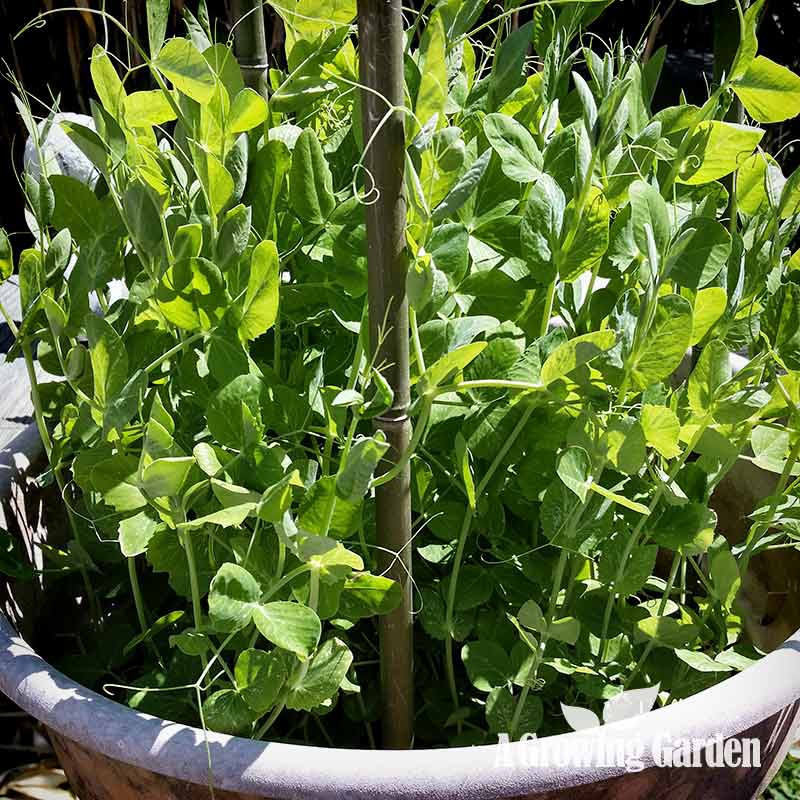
<box><xmin>358</xmin><ymin>0</ymin><xmax>413</xmax><ymax>749</ymax></box>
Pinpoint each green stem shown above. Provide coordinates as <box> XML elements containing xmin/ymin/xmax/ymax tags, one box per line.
<box><xmin>598</xmin><ymin>417</ymin><xmax>711</xmax><ymax>660</ymax></box>
<box><xmin>444</xmin><ymin>403</ymin><xmax>536</xmax><ymax>713</ymax></box>
<box><xmin>625</xmin><ymin>552</ymin><xmax>681</xmax><ymax>688</ymax></box>
<box><xmin>509</xmin><ymin>549</ymin><xmax>569</xmax><ymax>739</ymax></box>
<box><xmin>128</xmin><ymin>557</ymin><xmax>149</xmax><ymax>636</ymax></box>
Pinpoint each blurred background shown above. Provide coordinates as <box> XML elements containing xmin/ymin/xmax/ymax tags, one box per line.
<box><xmin>0</xmin><ymin>1</ymin><xmax>799</xmax><ymax>796</ymax></box>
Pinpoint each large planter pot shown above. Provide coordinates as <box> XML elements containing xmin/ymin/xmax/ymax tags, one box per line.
<box><xmin>1</xmin><ymin>351</ymin><xmax>799</xmax><ymax>799</ymax></box>
<box><xmin>0</xmin><ymin>612</ymin><xmax>799</xmax><ymax>800</ymax></box>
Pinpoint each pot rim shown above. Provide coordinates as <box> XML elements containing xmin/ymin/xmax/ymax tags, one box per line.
<box><xmin>1</xmin><ymin>614</ymin><xmax>799</xmax><ymax>799</ymax></box>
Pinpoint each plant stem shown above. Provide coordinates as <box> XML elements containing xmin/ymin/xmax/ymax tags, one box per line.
<box><xmin>444</xmin><ymin>402</ymin><xmax>536</xmax><ymax>713</ymax></box>
<box><xmin>625</xmin><ymin>552</ymin><xmax>681</xmax><ymax>688</ymax></box>
<box><xmin>128</xmin><ymin>556</ymin><xmax>149</xmax><ymax>635</ymax></box>
<box><xmin>509</xmin><ymin>549</ymin><xmax>569</xmax><ymax>739</ymax></box>
<box><xmin>597</xmin><ymin>417</ymin><xmax>711</xmax><ymax>660</ymax></box>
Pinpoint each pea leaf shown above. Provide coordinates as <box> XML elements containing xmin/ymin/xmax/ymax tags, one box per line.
<box><xmin>630</xmin><ymin>295</ymin><xmax>692</xmax><ymax>388</ymax></box>
<box><xmin>461</xmin><ymin>641</ymin><xmax>510</xmax><ymax>692</ymax></box>
<box><xmin>540</xmin><ymin>331</ymin><xmax>616</xmax><ymax>386</ymax></box>
<box><xmin>290</xmin><ymin>129</ymin><xmax>335</xmax><ymax>224</ymax></box>
<box><xmin>641</xmin><ymin>404</ymin><xmax>681</xmax><ymax>459</ymax></box>
<box><xmin>202</xmin><ymin>689</ymin><xmax>257</xmax><ymax>735</ymax></box>
<box><xmin>483</xmin><ymin>113</ymin><xmax>541</xmax><ymax>182</ymax></box>
<box><xmin>285</xmin><ymin>637</ymin><xmax>353</xmax><ymax>711</ymax></box>
<box><xmin>119</xmin><ymin>510</ymin><xmax>159</xmax><ymax>557</ymax></box>
<box><xmin>679</xmin><ymin>121</ymin><xmax>764</xmax><ymax>185</ymax></box>
<box><xmin>235</xmin><ymin>649</ymin><xmax>289</xmax><ymax>713</ymax></box>
<box><xmin>239</xmin><ymin>240</ymin><xmax>280</xmax><ymax>340</ymax></box>
<box><xmin>156</xmin><ymin>257</ymin><xmax>228</xmax><ymax>330</ymax></box>
<box><xmin>416</xmin><ymin>11</ymin><xmax>447</xmax><ymax>129</ymax></box>
<box><xmin>155</xmin><ymin>38</ymin><xmax>215</xmax><ymax>103</ymax></box>
<box><xmin>207</xmin><ymin>374</ymin><xmax>265</xmax><ymax>449</ymax></box>
<box><xmin>229</xmin><ymin>88</ymin><xmax>269</xmax><ymax>133</ymax></box>
<box><xmin>0</xmin><ymin>228</ymin><xmax>11</xmax><ymax>282</ymax></box>
<box><xmin>557</xmin><ymin>446</ymin><xmax>592</xmax><ymax>502</ymax></box>
<box><xmin>146</xmin><ymin>0</ymin><xmax>170</xmax><ymax>56</ymax></box>
<box><xmin>521</xmin><ymin>174</ymin><xmax>565</xmax><ymax>285</ymax></box>
<box><xmin>336</xmin><ymin>434</ymin><xmax>389</xmax><ymax>502</ymax></box>
<box><xmin>733</xmin><ymin>56</ymin><xmax>800</xmax><ymax>124</ymax></box>
<box><xmin>667</xmin><ymin>217</ymin><xmax>731</xmax><ymax>289</ymax></box>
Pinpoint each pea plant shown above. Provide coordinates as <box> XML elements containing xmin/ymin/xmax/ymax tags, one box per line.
<box><xmin>3</xmin><ymin>0</ymin><xmax>800</xmax><ymax>748</ymax></box>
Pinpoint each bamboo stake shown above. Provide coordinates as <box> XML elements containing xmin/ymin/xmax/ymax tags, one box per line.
<box><xmin>357</xmin><ymin>0</ymin><xmax>414</xmax><ymax>749</ymax></box>
<box><xmin>230</xmin><ymin>0</ymin><xmax>269</xmax><ymax>99</ymax></box>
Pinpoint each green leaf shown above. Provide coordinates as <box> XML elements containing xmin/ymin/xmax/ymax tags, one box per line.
<box><xmin>119</xmin><ymin>510</ymin><xmax>159</xmax><ymax>557</ymax></box>
<box><xmin>691</xmin><ymin>287</ymin><xmax>727</xmax><ymax>345</ymax></box>
<box><xmin>141</xmin><ymin>456</ymin><xmax>195</xmax><ymax>498</ymax></box>
<box><xmin>298</xmin><ymin>476</ymin><xmax>362</xmax><ymax>538</ymax></box>
<box><xmin>634</xmin><ymin>617</ymin><xmax>699</xmax><ymax>648</ymax></box>
<box><xmin>604</xmin><ymin>417</ymin><xmax>646</xmax><ymax>475</ymax></box>
<box><xmin>679</xmin><ymin>121</ymin><xmax>764</xmax><ymax>185</ymax></box>
<box><xmin>156</xmin><ymin>257</ymin><xmax>228</xmax><ymax>331</ymax></box>
<box><xmin>0</xmin><ymin>228</ymin><xmax>12</xmax><ymax>282</ymax></box>
<box><xmin>521</xmin><ymin>174</ymin><xmax>565</xmax><ymax>285</ymax></box>
<box><xmin>146</xmin><ymin>0</ymin><xmax>170</xmax><ymax>56</ymax></box>
<box><xmin>421</xmin><ymin>341</ymin><xmax>488</xmax><ymax>393</ymax></box>
<box><xmin>290</xmin><ymin>129</ymin><xmax>335</xmax><ymax>224</ymax></box>
<box><xmin>630</xmin><ymin>179</ymin><xmax>670</xmax><ymax>259</ymax></box>
<box><xmin>687</xmin><ymin>339</ymin><xmax>730</xmax><ymax>415</ymax></box>
<box><xmin>416</xmin><ymin>11</ymin><xmax>447</xmax><ymax>128</ymax></box>
<box><xmin>640</xmin><ymin>404</ymin><xmax>681</xmax><ymax>459</ymax></box>
<box><xmin>518</xmin><ymin>600</ymin><xmax>546</xmax><ymax>633</ymax></box>
<box><xmin>229</xmin><ymin>88</ymin><xmax>269</xmax><ymax>133</ymax></box>
<box><xmin>486</xmin><ymin>686</ymin><xmax>543</xmax><ymax>735</ymax></box>
<box><xmin>207</xmin><ymin>374</ymin><xmax>265</xmax><ymax>449</ymax></box>
<box><xmin>461</xmin><ymin>640</ymin><xmax>510</xmax><ymax>692</ymax></box>
<box><xmin>548</xmin><ymin>617</ymin><xmax>580</xmax><ymax>645</ymax></box>
<box><xmin>91</xmin><ymin>45</ymin><xmax>126</xmax><ymax>116</ymax></box>
<box><xmin>455</xmin><ymin>433</ymin><xmax>476</xmax><ymax>510</ymax></box>
<box><xmin>557</xmin><ymin>446</ymin><xmax>592</xmax><ymax>502</ymax></box>
<box><xmin>208</xmin><ymin>563</ymin><xmax>262</xmax><ymax>632</ymax></box>
<box><xmin>675</xmin><ymin>649</ymin><xmax>733</xmax><ymax>673</ymax></box>
<box><xmin>598</xmin><ymin>534</ymin><xmax>657</xmax><ymax>596</ymax></box>
<box><xmin>560</xmin><ymin>188</ymin><xmax>609</xmax><ymax>281</ymax></box>
<box><xmin>651</xmin><ymin>503</ymin><xmax>717</xmax><ymax>555</ymax></box>
<box><xmin>252</xmin><ymin>602</ymin><xmax>321</xmax><ymax>659</ymax></box>
<box><xmin>733</xmin><ymin>56</ymin><xmax>800</xmax><ymax>123</ymax></box>
<box><xmin>216</xmin><ymin>205</ymin><xmax>251</xmax><ymax>270</ymax></box>
<box><xmin>488</xmin><ymin>21</ymin><xmax>534</xmax><ymax>111</ymax></box>
<box><xmin>341</xmin><ymin>574</ymin><xmax>401</xmax><ymax>618</ymax></box>
<box><xmin>239</xmin><ymin>240</ymin><xmax>280</xmax><ymax>340</ymax></box>
<box><xmin>336</xmin><ymin>434</ymin><xmax>389</xmax><ymax>502</ymax></box>
<box><xmin>450</xmin><ymin>565</ymin><xmax>493</xmax><ymax>612</ymax></box>
<box><xmin>155</xmin><ymin>38</ymin><xmax>215</xmax><ymax>103</ymax></box>
<box><xmin>540</xmin><ymin>331</ymin><xmax>616</xmax><ymax>386</ymax></box>
<box><xmin>630</xmin><ymin>295</ymin><xmax>692</xmax><ymax>388</ymax></box>
<box><xmin>483</xmin><ymin>113</ymin><xmax>541</xmax><ymax>182</ymax></box>
<box><xmin>51</xmin><ymin>175</ymin><xmax>113</xmax><ymax>245</ymax></box>
<box><xmin>123</xmin><ymin>180</ymin><xmax>163</xmax><ymax>255</ymax></box>
<box><xmin>667</xmin><ymin>218</ymin><xmax>731</xmax><ymax>289</ymax></box>
<box><xmin>202</xmin><ymin>689</ymin><xmax>257</xmax><ymax>735</ymax></box>
<box><xmin>86</xmin><ymin>315</ymin><xmax>128</xmax><ymax>416</ymax></box>
<box><xmin>124</xmin><ymin>90</ymin><xmax>176</xmax><ymax>127</ymax></box>
<box><xmin>192</xmin><ymin>144</ymin><xmax>235</xmax><ymax>216</ymax></box>
<box><xmin>432</xmin><ymin>149</ymin><xmax>491</xmax><ymax>221</ymax></box>
<box><xmin>92</xmin><ymin>455</ymin><xmax>146</xmax><ymax>512</ymax></box>
<box><xmin>235</xmin><ymin>649</ymin><xmax>289</xmax><ymax>714</ymax></box>
<box><xmin>285</xmin><ymin>637</ymin><xmax>353</xmax><ymax>711</ymax></box>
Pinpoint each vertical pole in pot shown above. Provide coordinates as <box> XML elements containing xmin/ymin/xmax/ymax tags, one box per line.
<box><xmin>357</xmin><ymin>0</ymin><xmax>414</xmax><ymax>749</ymax></box>
<box><xmin>230</xmin><ymin>0</ymin><xmax>269</xmax><ymax>99</ymax></box>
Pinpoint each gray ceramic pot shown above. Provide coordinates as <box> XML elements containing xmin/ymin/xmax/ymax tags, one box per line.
<box><xmin>1</xmin><ymin>365</ymin><xmax>799</xmax><ymax>799</ymax></box>
<box><xmin>0</xmin><ymin>613</ymin><xmax>798</xmax><ymax>800</ymax></box>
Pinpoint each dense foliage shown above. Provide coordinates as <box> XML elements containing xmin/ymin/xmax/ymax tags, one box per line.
<box><xmin>3</xmin><ymin>0</ymin><xmax>800</xmax><ymax>747</ymax></box>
